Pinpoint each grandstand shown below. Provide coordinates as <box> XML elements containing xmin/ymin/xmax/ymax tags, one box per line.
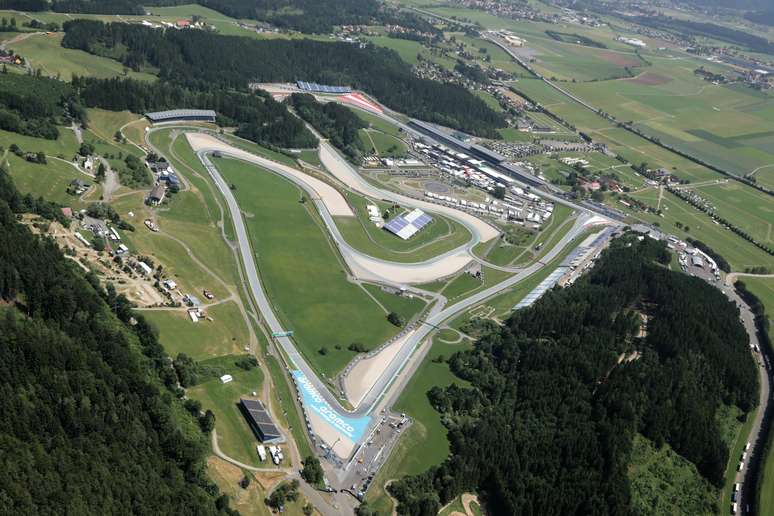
<box><xmin>145</xmin><ymin>109</ymin><xmax>216</xmax><ymax>123</ymax></box>
<box><xmin>384</xmin><ymin>209</ymin><xmax>433</xmax><ymax>240</ymax></box>
<box><xmin>296</xmin><ymin>81</ymin><xmax>352</xmax><ymax>94</ymax></box>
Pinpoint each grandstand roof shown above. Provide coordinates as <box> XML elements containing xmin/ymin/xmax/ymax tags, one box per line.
<box><xmin>145</xmin><ymin>109</ymin><xmax>217</xmax><ymax>122</ymax></box>
<box><xmin>240</xmin><ymin>399</ymin><xmax>283</xmax><ymax>443</ymax></box>
<box><xmin>296</xmin><ymin>81</ymin><xmax>352</xmax><ymax>94</ymax></box>
<box><xmin>384</xmin><ymin>209</ymin><xmax>433</xmax><ymax>240</ymax></box>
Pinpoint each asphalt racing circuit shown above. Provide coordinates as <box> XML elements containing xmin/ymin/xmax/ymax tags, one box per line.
<box><xmin>180</xmin><ymin>127</ymin><xmax>613</xmax><ymax>474</ymax></box>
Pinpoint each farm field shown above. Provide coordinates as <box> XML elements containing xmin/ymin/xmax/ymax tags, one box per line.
<box><xmin>144</xmin><ymin>301</ymin><xmax>250</xmax><ymax>360</ymax></box>
<box><xmin>428</xmin><ymin>7</ymin><xmax>648</xmax><ymax>81</ymax></box>
<box><xmin>565</xmin><ymin>61</ymin><xmax>774</xmax><ymax>179</ymax></box>
<box><xmin>335</xmin><ymin>190</ymin><xmax>471</xmax><ymax>263</ymax></box>
<box><xmin>13</xmin><ymin>32</ymin><xmax>157</xmax><ymax>81</ymax></box>
<box><xmin>214</xmin><ymin>157</ymin><xmax>404</xmax><ymax>378</ymax></box>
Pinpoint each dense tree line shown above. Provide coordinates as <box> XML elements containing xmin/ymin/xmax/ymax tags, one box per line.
<box><xmin>0</xmin><ymin>0</ymin><xmax>47</xmax><ymax>10</ymax></box>
<box><xmin>0</xmin><ymin>72</ymin><xmax>85</xmax><ymax>139</ymax></box>
<box><xmin>686</xmin><ymin>237</ymin><xmax>730</xmax><ymax>273</ymax></box>
<box><xmin>62</xmin><ymin>20</ymin><xmax>505</xmax><ymax>137</ymax></box>
<box><xmin>73</xmin><ymin>75</ymin><xmax>316</xmax><ymax>149</ymax></box>
<box><xmin>52</xmin><ymin>0</ymin><xmax>144</xmax><ymax>14</ymax></box>
<box><xmin>288</xmin><ymin>93</ymin><xmax>364</xmax><ymax>158</ymax></box>
<box><xmin>0</xmin><ymin>168</ymin><xmax>238</xmax><ymax>514</ymax></box>
<box><xmin>389</xmin><ymin>236</ymin><xmax>757</xmax><ymax>515</ymax></box>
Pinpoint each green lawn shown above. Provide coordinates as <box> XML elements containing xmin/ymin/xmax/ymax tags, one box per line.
<box><xmin>188</xmin><ymin>355</ymin><xmax>265</xmax><ymax>467</ymax></box>
<box><xmin>335</xmin><ymin>191</ymin><xmax>472</xmax><ymax>263</ymax></box>
<box><xmin>365</xmin><ymin>36</ymin><xmax>422</xmax><ymax>65</ymax></box>
<box><xmin>745</xmin><ymin>277</ymin><xmax>774</xmax><ymax>515</ymax></box>
<box><xmin>14</xmin><ymin>32</ymin><xmax>157</xmax><ymax>81</ymax></box>
<box><xmin>0</xmin><ymin>126</ymin><xmax>79</xmax><ymax>158</ymax></box>
<box><xmin>361</xmin><ymin>283</ymin><xmax>427</xmax><ymax>323</ymax></box>
<box><xmin>144</xmin><ymin>301</ymin><xmax>250</xmax><ymax>360</ymax></box>
<box><xmin>214</xmin><ymin>157</ymin><xmax>403</xmax><ymax>378</ymax></box>
<box><xmin>359</xmin><ymin>129</ymin><xmax>408</xmax><ymax>157</ymax></box>
<box><xmin>3</xmin><ymin>153</ymin><xmax>89</xmax><ymax>208</ymax></box>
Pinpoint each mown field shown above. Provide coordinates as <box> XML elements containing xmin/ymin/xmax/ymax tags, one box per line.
<box><xmin>335</xmin><ymin>191</ymin><xmax>472</xmax><ymax>263</ymax></box>
<box><xmin>214</xmin><ymin>157</ymin><xmax>405</xmax><ymax>378</ymax></box>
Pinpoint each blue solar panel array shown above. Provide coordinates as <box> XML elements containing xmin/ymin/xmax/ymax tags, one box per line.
<box><xmin>384</xmin><ymin>217</ymin><xmax>409</xmax><ymax>234</ymax></box>
<box><xmin>296</xmin><ymin>81</ymin><xmax>352</xmax><ymax>94</ymax></box>
<box><xmin>412</xmin><ymin>213</ymin><xmax>432</xmax><ymax>229</ymax></box>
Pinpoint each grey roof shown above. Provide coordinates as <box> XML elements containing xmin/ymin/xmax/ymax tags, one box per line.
<box><xmin>240</xmin><ymin>399</ymin><xmax>282</xmax><ymax>442</ymax></box>
<box><xmin>145</xmin><ymin>109</ymin><xmax>216</xmax><ymax>122</ymax></box>
<box><xmin>149</xmin><ymin>184</ymin><xmax>165</xmax><ymax>199</ymax></box>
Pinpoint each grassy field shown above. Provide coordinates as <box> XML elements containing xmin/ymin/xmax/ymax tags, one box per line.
<box><xmin>365</xmin><ymin>35</ymin><xmax>422</xmax><ymax>65</ymax></box>
<box><xmin>188</xmin><ymin>355</ymin><xmax>265</xmax><ymax>467</ymax></box>
<box><xmin>629</xmin><ymin>434</ymin><xmax>718</xmax><ymax>515</ymax></box>
<box><xmin>565</xmin><ymin>60</ymin><xmax>774</xmax><ymax>180</ymax></box>
<box><xmin>744</xmin><ymin>277</ymin><xmax>774</xmax><ymax>516</ymax></box>
<box><xmin>0</xmin><ymin>126</ymin><xmax>79</xmax><ymax>158</ymax></box>
<box><xmin>214</xmin><ymin>157</ymin><xmax>404</xmax><ymax>378</ymax></box>
<box><xmin>358</xmin><ymin>129</ymin><xmax>408</xmax><ymax>157</ymax></box>
<box><xmin>3</xmin><ymin>153</ymin><xmax>90</xmax><ymax>208</ymax></box>
<box><xmin>367</xmin><ymin>338</ymin><xmax>472</xmax><ymax>515</ymax></box>
<box><xmin>615</xmin><ymin>189</ymin><xmax>772</xmax><ymax>270</ymax></box>
<box><xmin>143</xmin><ymin>301</ymin><xmax>250</xmax><ymax>360</ymax></box>
<box><xmin>14</xmin><ymin>32</ymin><xmax>157</xmax><ymax>81</ymax></box>
<box><xmin>335</xmin><ymin>191</ymin><xmax>472</xmax><ymax>263</ymax></box>
<box><xmin>360</xmin><ymin>283</ymin><xmax>427</xmax><ymax>323</ymax></box>
<box><xmin>719</xmin><ymin>404</ymin><xmax>755</xmax><ymax>515</ymax></box>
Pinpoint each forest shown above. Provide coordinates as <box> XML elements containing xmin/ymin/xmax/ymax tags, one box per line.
<box><xmin>389</xmin><ymin>236</ymin><xmax>757</xmax><ymax>515</ymax></box>
<box><xmin>62</xmin><ymin>20</ymin><xmax>505</xmax><ymax>137</ymax></box>
<box><xmin>0</xmin><ymin>71</ymin><xmax>85</xmax><ymax>139</ymax></box>
<box><xmin>73</xmin><ymin>76</ymin><xmax>316</xmax><ymax>149</ymax></box>
<box><xmin>288</xmin><ymin>93</ymin><xmax>365</xmax><ymax>159</ymax></box>
<box><xmin>0</xmin><ymin>168</ymin><xmax>235</xmax><ymax>514</ymax></box>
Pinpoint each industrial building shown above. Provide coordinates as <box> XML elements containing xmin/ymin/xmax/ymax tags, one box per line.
<box><xmin>145</xmin><ymin>109</ymin><xmax>217</xmax><ymax>124</ymax></box>
<box><xmin>239</xmin><ymin>399</ymin><xmax>283</xmax><ymax>443</ymax></box>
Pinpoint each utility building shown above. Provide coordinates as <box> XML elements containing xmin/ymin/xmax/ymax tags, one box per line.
<box><xmin>239</xmin><ymin>399</ymin><xmax>283</xmax><ymax>443</ymax></box>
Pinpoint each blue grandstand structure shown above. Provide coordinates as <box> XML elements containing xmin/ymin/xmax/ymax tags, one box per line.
<box><xmin>296</xmin><ymin>81</ymin><xmax>352</xmax><ymax>94</ymax></box>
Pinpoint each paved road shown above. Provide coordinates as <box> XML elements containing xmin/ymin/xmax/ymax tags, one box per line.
<box><xmin>194</xmin><ymin>144</ymin><xmax>599</xmax><ymax>428</ymax></box>
<box><xmin>720</xmin><ymin>276</ymin><xmax>772</xmax><ymax>515</ymax></box>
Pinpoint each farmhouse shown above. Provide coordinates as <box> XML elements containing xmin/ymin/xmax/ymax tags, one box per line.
<box><xmin>147</xmin><ymin>184</ymin><xmax>166</xmax><ymax>205</ymax></box>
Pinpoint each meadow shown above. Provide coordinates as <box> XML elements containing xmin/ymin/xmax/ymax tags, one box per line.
<box><xmin>214</xmin><ymin>157</ymin><xmax>405</xmax><ymax>378</ymax></box>
<box><xmin>3</xmin><ymin>153</ymin><xmax>89</xmax><ymax>208</ymax></box>
<box><xmin>187</xmin><ymin>355</ymin><xmax>265</xmax><ymax>468</ymax></box>
<box><xmin>13</xmin><ymin>32</ymin><xmax>157</xmax><ymax>81</ymax></box>
<box><xmin>144</xmin><ymin>301</ymin><xmax>250</xmax><ymax>360</ymax></box>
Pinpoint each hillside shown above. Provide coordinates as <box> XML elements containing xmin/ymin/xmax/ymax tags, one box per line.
<box><xmin>0</xmin><ymin>168</ymin><xmax>233</xmax><ymax>514</ymax></box>
<box><xmin>389</xmin><ymin>236</ymin><xmax>757</xmax><ymax>515</ymax></box>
